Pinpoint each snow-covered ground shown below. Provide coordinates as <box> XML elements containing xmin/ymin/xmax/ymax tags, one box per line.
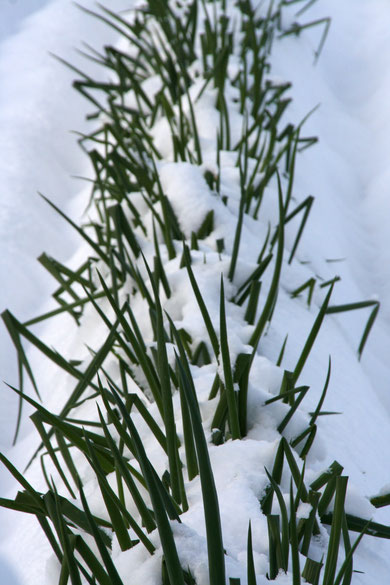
<box><xmin>0</xmin><ymin>1</ymin><xmax>132</xmax><ymax>581</ymax></box>
<box><xmin>0</xmin><ymin>0</ymin><xmax>50</xmax><ymax>44</ymax></box>
<box><xmin>0</xmin><ymin>1</ymin><xmax>390</xmax><ymax>583</ymax></box>
<box><xmin>0</xmin><ymin>0</ymin><xmax>133</xmax><ymax>450</ymax></box>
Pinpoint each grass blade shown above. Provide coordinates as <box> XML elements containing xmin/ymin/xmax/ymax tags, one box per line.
<box><xmin>293</xmin><ymin>283</ymin><xmax>334</xmax><ymax>384</ymax></box>
<box><xmin>249</xmin><ymin>171</ymin><xmax>285</xmax><ymax>351</ymax></box>
<box><xmin>142</xmin><ymin>254</ymin><xmax>186</xmax><ymax>508</ymax></box>
<box><xmin>175</xmin><ymin>351</ymin><xmax>226</xmax><ymax>585</ymax></box>
<box><xmin>182</xmin><ymin>243</ymin><xmax>219</xmax><ymax>358</ymax></box>
<box><xmin>322</xmin><ymin>476</ymin><xmax>348</xmax><ymax>585</ymax></box>
<box><xmin>289</xmin><ymin>480</ymin><xmax>301</xmax><ymax>585</ymax></box>
<box><xmin>247</xmin><ymin>521</ymin><xmax>257</xmax><ymax>585</ymax></box>
<box><xmin>78</xmin><ymin>481</ymin><xmax>124</xmax><ymax>585</ymax></box>
<box><xmin>97</xmin><ymin>404</ymin><xmax>156</xmax><ymax>539</ymax></box>
<box><xmin>219</xmin><ymin>276</ymin><xmax>241</xmax><ymax>439</ymax></box>
<box><xmin>109</xmin><ymin>386</ymin><xmax>185</xmax><ymax>585</ymax></box>
<box><xmin>264</xmin><ymin>468</ymin><xmax>289</xmax><ymax>572</ymax></box>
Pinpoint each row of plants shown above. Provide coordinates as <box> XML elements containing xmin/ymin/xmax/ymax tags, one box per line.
<box><xmin>1</xmin><ymin>1</ymin><xmax>389</xmax><ymax>584</ymax></box>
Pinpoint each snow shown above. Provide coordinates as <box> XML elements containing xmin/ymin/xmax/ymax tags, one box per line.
<box><xmin>0</xmin><ymin>1</ymin><xmax>390</xmax><ymax>584</ymax></box>
<box><xmin>0</xmin><ymin>0</ymin><xmax>51</xmax><ymax>44</ymax></box>
<box><xmin>0</xmin><ymin>1</ymin><xmax>134</xmax><ymax>581</ymax></box>
<box><xmin>0</xmin><ymin>0</ymin><xmax>136</xmax><ymax>448</ymax></box>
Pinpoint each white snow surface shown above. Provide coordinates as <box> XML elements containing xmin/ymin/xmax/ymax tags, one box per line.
<box><xmin>0</xmin><ymin>1</ymin><xmax>390</xmax><ymax>584</ymax></box>
<box><xmin>0</xmin><ymin>0</ymin><xmax>134</xmax><ymax>449</ymax></box>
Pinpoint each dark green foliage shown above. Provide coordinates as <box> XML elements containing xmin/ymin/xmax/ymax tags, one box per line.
<box><xmin>0</xmin><ymin>2</ymin><xmax>383</xmax><ymax>585</ymax></box>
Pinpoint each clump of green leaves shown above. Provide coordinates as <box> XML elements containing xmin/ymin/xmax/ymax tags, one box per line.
<box><xmin>1</xmin><ymin>1</ymin><xmax>387</xmax><ymax>585</ymax></box>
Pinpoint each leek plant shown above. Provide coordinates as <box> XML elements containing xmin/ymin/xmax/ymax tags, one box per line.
<box><xmin>1</xmin><ymin>1</ymin><xmax>388</xmax><ymax>584</ymax></box>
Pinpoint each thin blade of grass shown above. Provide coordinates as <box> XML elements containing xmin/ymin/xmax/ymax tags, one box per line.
<box><xmin>97</xmin><ymin>404</ymin><xmax>156</xmax><ymax>538</ymax></box>
<box><xmin>39</xmin><ymin>193</ymin><xmax>110</xmax><ymax>265</ymax></box>
<box><xmin>249</xmin><ymin>171</ymin><xmax>285</xmax><ymax>350</ymax></box>
<box><xmin>31</xmin><ymin>412</ymin><xmax>76</xmax><ymax>499</ymax></box>
<box><xmin>293</xmin><ymin>283</ymin><xmax>334</xmax><ymax>384</ymax></box>
<box><xmin>247</xmin><ymin>521</ymin><xmax>257</xmax><ymax>585</ymax></box>
<box><xmin>175</xmin><ymin>351</ymin><xmax>226</xmax><ymax>585</ymax></box>
<box><xmin>78</xmin><ymin>481</ymin><xmax>124</xmax><ymax>585</ymax></box>
<box><xmin>289</xmin><ymin>480</ymin><xmax>301</xmax><ymax>585</ymax></box>
<box><xmin>142</xmin><ymin>254</ymin><xmax>186</xmax><ymax>508</ymax></box>
<box><xmin>109</xmin><ymin>386</ymin><xmax>185</xmax><ymax>585</ymax></box>
<box><xmin>219</xmin><ymin>276</ymin><xmax>241</xmax><ymax>439</ymax></box>
<box><xmin>166</xmin><ymin>314</ymin><xmax>199</xmax><ymax>481</ymax></box>
<box><xmin>264</xmin><ymin>468</ymin><xmax>289</xmax><ymax>572</ymax></box>
<box><xmin>182</xmin><ymin>243</ymin><xmax>219</xmax><ymax>358</ymax></box>
<box><xmin>322</xmin><ymin>476</ymin><xmax>348</xmax><ymax>585</ymax></box>
<box><xmin>326</xmin><ymin>300</ymin><xmax>380</xmax><ymax>359</ymax></box>
<box><xmin>83</xmin><ymin>431</ymin><xmax>135</xmax><ymax>552</ymax></box>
